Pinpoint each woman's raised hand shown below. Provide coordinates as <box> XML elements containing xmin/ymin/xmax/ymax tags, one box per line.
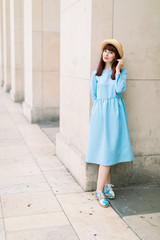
<box><xmin>116</xmin><ymin>59</ymin><xmax>124</xmax><ymax>73</ymax></box>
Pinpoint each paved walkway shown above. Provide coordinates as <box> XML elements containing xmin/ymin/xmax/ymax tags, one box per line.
<box><xmin>0</xmin><ymin>88</ymin><xmax>159</xmax><ymax>240</ymax></box>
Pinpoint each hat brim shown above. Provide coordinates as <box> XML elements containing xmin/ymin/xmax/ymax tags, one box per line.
<box><xmin>101</xmin><ymin>39</ymin><xmax>123</xmax><ymax>59</ymax></box>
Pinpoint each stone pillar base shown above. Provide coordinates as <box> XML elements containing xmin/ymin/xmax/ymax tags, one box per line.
<box><xmin>23</xmin><ymin>102</ymin><xmax>59</xmax><ymax>123</ymax></box>
<box><xmin>56</xmin><ymin>133</ymin><xmax>98</xmax><ymax>191</ymax></box>
<box><xmin>56</xmin><ymin>133</ymin><xmax>160</xmax><ymax>190</ymax></box>
<box><xmin>111</xmin><ymin>155</ymin><xmax>160</xmax><ymax>186</ymax></box>
<box><xmin>4</xmin><ymin>83</ymin><xmax>11</xmax><ymax>92</ymax></box>
<box><xmin>1</xmin><ymin>80</ymin><xmax>4</xmax><ymax>87</ymax></box>
<box><xmin>10</xmin><ymin>89</ymin><xmax>24</xmax><ymax>102</ymax></box>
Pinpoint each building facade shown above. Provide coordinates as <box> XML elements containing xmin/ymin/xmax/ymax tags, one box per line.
<box><xmin>0</xmin><ymin>0</ymin><xmax>160</xmax><ymax>190</ymax></box>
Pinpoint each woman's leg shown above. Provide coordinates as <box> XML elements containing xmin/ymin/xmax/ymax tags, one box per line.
<box><xmin>96</xmin><ymin>165</ymin><xmax>111</xmax><ymax>193</ymax></box>
<box><xmin>104</xmin><ymin>168</ymin><xmax>111</xmax><ymax>186</ymax></box>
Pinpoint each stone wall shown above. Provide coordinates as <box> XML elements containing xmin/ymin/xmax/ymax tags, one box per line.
<box><xmin>56</xmin><ymin>0</ymin><xmax>160</xmax><ymax>190</ymax></box>
<box><xmin>23</xmin><ymin>0</ymin><xmax>60</xmax><ymax>122</ymax></box>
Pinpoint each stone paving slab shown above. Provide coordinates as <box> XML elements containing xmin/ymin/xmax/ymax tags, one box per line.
<box><xmin>6</xmin><ymin>225</ymin><xmax>79</xmax><ymax>240</ymax></box>
<box><xmin>0</xmin><ymin>112</ymin><xmax>18</xmax><ymax>126</ymax></box>
<box><xmin>8</xmin><ymin>113</ymin><xmax>30</xmax><ymax>125</ymax></box>
<box><xmin>35</xmin><ymin>155</ymin><xmax>66</xmax><ymax>171</ymax></box>
<box><xmin>39</xmin><ymin>121</ymin><xmax>59</xmax><ymax>144</ymax></box>
<box><xmin>111</xmin><ymin>185</ymin><xmax>160</xmax><ymax>217</ymax></box>
<box><xmin>0</xmin><ymin>219</ymin><xmax>5</xmax><ymax>240</ymax></box>
<box><xmin>29</xmin><ymin>145</ymin><xmax>56</xmax><ymax>157</ymax></box>
<box><xmin>0</xmin><ymin>132</ymin><xmax>25</xmax><ymax>146</ymax></box>
<box><xmin>0</xmin><ymin>145</ymin><xmax>33</xmax><ymax>159</ymax></box>
<box><xmin>0</xmin><ymin>199</ymin><xmax>2</xmax><ymax>219</ymax></box>
<box><xmin>0</xmin><ymin>175</ymin><xmax>51</xmax><ymax>195</ymax></box>
<box><xmin>43</xmin><ymin>169</ymin><xmax>84</xmax><ymax>195</ymax></box>
<box><xmin>1</xmin><ymin>192</ymin><xmax>62</xmax><ymax>218</ymax></box>
<box><xmin>0</xmin><ymin>155</ymin><xmax>36</xmax><ymax>165</ymax></box>
<box><xmin>57</xmin><ymin>192</ymin><xmax>139</xmax><ymax>240</ymax></box>
<box><xmin>20</xmin><ymin>133</ymin><xmax>54</xmax><ymax>147</ymax></box>
<box><xmin>0</xmin><ymin>162</ymin><xmax>41</xmax><ymax>178</ymax></box>
<box><xmin>4</xmin><ymin>212</ymin><xmax>70</xmax><ymax>232</ymax></box>
<box><xmin>17</xmin><ymin>124</ymin><xmax>47</xmax><ymax>135</ymax></box>
<box><xmin>124</xmin><ymin>212</ymin><xmax>160</xmax><ymax>240</ymax></box>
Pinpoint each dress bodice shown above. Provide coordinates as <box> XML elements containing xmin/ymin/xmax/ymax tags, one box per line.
<box><xmin>90</xmin><ymin>68</ymin><xmax>127</xmax><ymax>104</ymax></box>
<box><xmin>95</xmin><ymin>69</ymin><xmax>122</xmax><ymax>99</ymax></box>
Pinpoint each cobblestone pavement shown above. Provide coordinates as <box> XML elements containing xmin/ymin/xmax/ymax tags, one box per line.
<box><xmin>0</xmin><ymin>88</ymin><xmax>159</xmax><ymax>240</ymax></box>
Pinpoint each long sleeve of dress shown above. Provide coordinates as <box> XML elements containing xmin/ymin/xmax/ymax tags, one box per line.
<box><xmin>90</xmin><ymin>70</ymin><xmax>97</xmax><ymax>104</ymax></box>
<box><xmin>115</xmin><ymin>69</ymin><xmax>127</xmax><ymax>94</ymax></box>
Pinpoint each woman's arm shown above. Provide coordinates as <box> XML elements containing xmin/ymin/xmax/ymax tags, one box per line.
<box><xmin>115</xmin><ymin>69</ymin><xmax>127</xmax><ymax>94</ymax></box>
<box><xmin>90</xmin><ymin>70</ymin><xmax>97</xmax><ymax>104</ymax></box>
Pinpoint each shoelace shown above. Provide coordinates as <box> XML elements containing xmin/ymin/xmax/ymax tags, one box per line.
<box><xmin>107</xmin><ymin>184</ymin><xmax>114</xmax><ymax>191</ymax></box>
<box><xmin>98</xmin><ymin>191</ymin><xmax>106</xmax><ymax>200</ymax></box>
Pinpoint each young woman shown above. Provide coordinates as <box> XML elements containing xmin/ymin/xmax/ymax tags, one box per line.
<box><xmin>85</xmin><ymin>39</ymin><xmax>135</xmax><ymax>208</ymax></box>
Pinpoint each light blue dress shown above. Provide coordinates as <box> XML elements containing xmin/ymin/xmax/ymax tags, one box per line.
<box><xmin>85</xmin><ymin>68</ymin><xmax>135</xmax><ymax>166</ymax></box>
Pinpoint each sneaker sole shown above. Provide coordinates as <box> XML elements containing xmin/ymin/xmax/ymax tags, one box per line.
<box><xmin>105</xmin><ymin>194</ymin><xmax>115</xmax><ymax>200</ymax></box>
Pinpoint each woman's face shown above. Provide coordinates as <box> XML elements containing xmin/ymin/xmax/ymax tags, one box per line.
<box><xmin>103</xmin><ymin>49</ymin><xmax>116</xmax><ymax>63</ymax></box>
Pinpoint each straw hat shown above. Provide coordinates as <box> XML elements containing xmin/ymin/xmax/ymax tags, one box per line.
<box><xmin>100</xmin><ymin>39</ymin><xmax>124</xmax><ymax>58</ymax></box>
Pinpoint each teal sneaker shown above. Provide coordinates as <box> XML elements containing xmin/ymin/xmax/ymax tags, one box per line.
<box><xmin>95</xmin><ymin>190</ymin><xmax>110</xmax><ymax>208</ymax></box>
<box><xmin>104</xmin><ymin>184</ymin><xmax>115</xmax><ymax>199</ymax></box>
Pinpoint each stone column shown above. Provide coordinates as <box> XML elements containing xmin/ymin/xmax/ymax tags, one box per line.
<box><xmin>10</xmin><ymin>0</ymin><xmax>24</xmax><ymax>102</ymax></box>
<box><xmin>23</xmin><ymin>0</ymin><xmax>60</xmax><ymax>122</ymax></box>
<box><xmin>57</xmin><ymin>0</ymin><xmax>160</xmax><ymax>190</ymax></box>
<box><xmin>3</xmin><ymin>0</ymin><xmax>11</xmax><ymax>92</ymax></box>
<box><xmin>0</xmin><ymin>0</ymin><xmax>4</xmax><ymax>86</ymax></box>
<box><xmin>56</xmin><ymin>0</ymin><xmax>112</xmax><ymax>191</ymax></box>
<box><xmin>110</xmin><ymin>0</ymin><xmax>160</xmax><ymax>185</ymax></box>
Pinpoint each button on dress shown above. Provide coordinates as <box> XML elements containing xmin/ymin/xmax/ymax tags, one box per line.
<box><xmin>85</xmin><ymin>68</ymin><xmax>135</xmax><ymax>166</ymax></box>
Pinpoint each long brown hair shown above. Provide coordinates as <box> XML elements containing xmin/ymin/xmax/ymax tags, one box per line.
<box><xmin>96</xmin><ymin>44</ymin><xmax>121</xmax><ymax>80</ymax></box>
